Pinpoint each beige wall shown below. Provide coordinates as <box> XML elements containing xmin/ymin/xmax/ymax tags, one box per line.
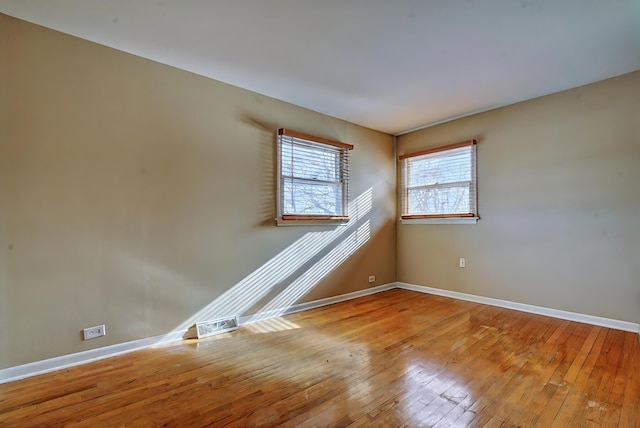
<box><xmin>397</xmin><ymin>71</ymin><xmax>640</xmax><ymax>324</ymax></box>
<box><xmin>0</xmin><ymin>14</ymin><xmax>396</xmax><ymax>369</ymax></box>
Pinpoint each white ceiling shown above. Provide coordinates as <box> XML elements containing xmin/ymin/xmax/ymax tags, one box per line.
<box><xmin>1</xmin><ymin>1</ymin><xmax>639</xmax><ymax>135</ymax></box>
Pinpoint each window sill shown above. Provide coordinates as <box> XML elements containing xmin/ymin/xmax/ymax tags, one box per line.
<box><xmin>400</xmin><ymin>217</ymin><xmax>479</xmax><ymax>225</ymax></box>
<box><xmin>276</xmin><ymin>217</ymin><xmax>350</xmax><ymax>227</ymax></box>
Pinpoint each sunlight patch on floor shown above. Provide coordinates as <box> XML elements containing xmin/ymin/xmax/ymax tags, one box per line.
<box><xmin>244</xmin><ymin>318</ymin><xmax>302</xmax><ymax>334</ymax></box>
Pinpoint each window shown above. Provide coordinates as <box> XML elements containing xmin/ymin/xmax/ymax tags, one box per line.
<box><xmin>399</xmin><ymin>140</ymin><xmax>477</xmax><ymax>223</ymax></box>
<box><xmin>277</xmin><ymin>128</ymin><xmax>353</xmax><ymax>225</ymax></box>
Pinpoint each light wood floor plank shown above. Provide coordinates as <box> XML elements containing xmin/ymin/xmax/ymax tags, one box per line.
<box><xmin>1</xmin><ymin>289</ymin><xmax>638</xmax><ymax>427</ymax></box>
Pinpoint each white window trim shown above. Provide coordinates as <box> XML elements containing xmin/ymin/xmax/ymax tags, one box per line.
<box><xmin>276</xmin><ymin>217</ymin><xmax>350</xmax><ymax>227</ymax></box>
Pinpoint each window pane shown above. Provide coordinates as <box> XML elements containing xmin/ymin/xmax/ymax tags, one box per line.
<box><xmin>401</xmin><ymin>142</ymin><xmax>476</xmax><ymax>218</ymax></box>
<box><xmin>407</xmin><ymin>149</ymin><xmax>470</xmax><ymax>187</ymax></box>
<box><xmin>283</xmin><ymin>179</ymin><xmax>342</xmax><ymax>215</ymax></box>
<box><xmin>408</xmin><ymin>186</ymin><xmax>470</xmax><ymax>215</ymax></box>
<box><xmin>278</xmin><ymin>131</ymin><xmax>351</xmax><ymax>220</ymax></box>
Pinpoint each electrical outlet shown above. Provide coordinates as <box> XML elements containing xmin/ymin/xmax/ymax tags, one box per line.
<box><xmin>83</xmin><ymin>324</ymin><xmax>106</xmax><ymax>340</ymax></box>
<box><xmin>368</xmin><ymin>275</ymin><xmax>376</xmax><ymax>283</ymax></box>
<box><xmin>459</xmin><ymin>258</ymin><xmax>466</xmax><ymax>268</ymax></box>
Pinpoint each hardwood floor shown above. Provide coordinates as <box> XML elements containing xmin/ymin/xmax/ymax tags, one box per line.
<box><xmin>1</xmin><ymin>289</ymin><xmax>639</xmax><ymax>427</ymax></box>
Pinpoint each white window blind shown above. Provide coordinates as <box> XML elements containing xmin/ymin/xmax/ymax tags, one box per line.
<box><xmin>277</xmin><ymin>128</ymin><xmax>353</xmax><ymax>223</ymax></box>
<box><xmin>400</xmin><ymin>140</ymin><xmax>477</xmax><ymax>219</ymax></box>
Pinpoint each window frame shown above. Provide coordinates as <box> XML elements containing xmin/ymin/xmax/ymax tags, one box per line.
<box><xmin>276</xmin><ymin>128</ymin><xmax>353</xmax><ymax>226</ymax></box>
<box><xmin>399</xmin><ymin>139</ymin><xmax>478</xmax><ymax>225</ymax></box>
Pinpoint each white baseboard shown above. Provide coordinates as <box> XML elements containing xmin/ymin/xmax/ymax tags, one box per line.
<box><xmin>0</xmin><ymin>283</ymin><xmax>395</xmax><ymax>385</ymax></box>
<box><xmin>0</xmin><ymin>331</ymin><xmax>186</xmax><ymax>385</ymax></box>
<box><xmin>239</xmin><ymin>283</ymin><xmax>396</xmax><ymax>324</ymax></box>
<box><xmin>397</xmin><ymin>282</ymin><xmax>640</xmax><ymax>333</ymax></box>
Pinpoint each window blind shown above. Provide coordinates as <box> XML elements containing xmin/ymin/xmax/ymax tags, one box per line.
<box><xmin>277</xmin><ymin>128</ymin><xmax>353</xmax><ymax>221</ymax></box>
<box><xmin>400</xmin><ymin>140</ymin><xmax>477</xmax><ymax>219</ymax></box>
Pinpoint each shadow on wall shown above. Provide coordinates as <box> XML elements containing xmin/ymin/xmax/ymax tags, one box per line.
<box><xmin>240</xmin><ymin>115</ymin><xmax>277</xmax><ymax>227</ymax></box>
<box><xmin>160</xmin><ymin>187</ymin><xmax>374</xmax><ymax>340</ymax></box>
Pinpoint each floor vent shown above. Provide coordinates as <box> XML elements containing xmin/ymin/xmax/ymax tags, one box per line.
<box><xmin>194</xmin><ymin>316</ymin><xmax>239</xmax><ymax>339</ymax></box>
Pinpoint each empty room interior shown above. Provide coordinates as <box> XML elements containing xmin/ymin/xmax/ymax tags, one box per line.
<box><xmin>0</xmin><ymin>1</ymin><xmax>639</xmax><ymax>427</ymax></box>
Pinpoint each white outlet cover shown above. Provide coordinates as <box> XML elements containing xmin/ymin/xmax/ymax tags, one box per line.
<box><xmin>83</xmin><ymin>324</ymin><xmax>106</xmax><ymax>340</ymax></box>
